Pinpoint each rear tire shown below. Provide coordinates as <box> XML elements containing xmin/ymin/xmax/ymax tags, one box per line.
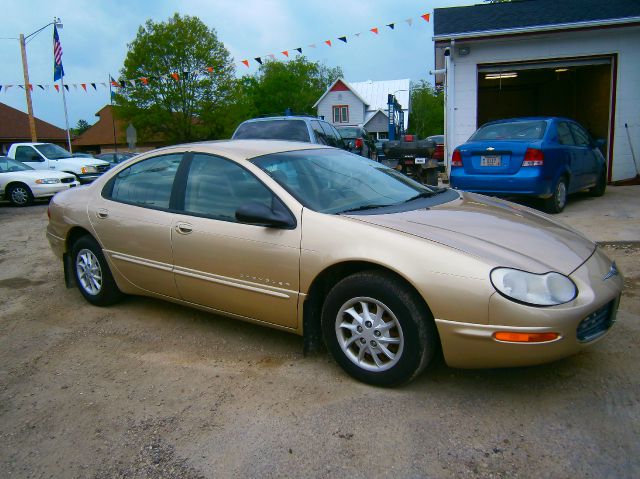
<box><xmin>8</xmin><ymin>183</ymin><xmax>34</xmax><ymax>207</ymax></box>
<box><xmin>588</xmin><ymin>170</ymin><xmax>607</xmax><ymax>197</ymax></box>
<box><xmin>321</xmin><ymin>271</ymin><xmax>436</xmax><ymax>386</ymax></box>
<box><xmin>71</xmin><ymin>235</ymin><xmax>123</xmax><ymax>306</ymax></box>
<box><xmin>543</xmin><ymin>177</ymin><xmax>568</xmax><ymax>214</ymax></box>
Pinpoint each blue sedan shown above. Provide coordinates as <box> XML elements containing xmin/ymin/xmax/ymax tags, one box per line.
<box><xmin>450</xmin><ymin>117</ymin><xmax>607</xmax><ymax>213</ymax></box>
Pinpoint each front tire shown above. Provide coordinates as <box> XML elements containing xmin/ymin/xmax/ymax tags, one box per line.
<box><xmin>589</xmin><ymin>170</ymin><xmax>607</xmax><ymax>197</ymax></box>
<box><xmin>321</xmin><ymin>271</ymin><xmax>436</xmax><ymax>386</ymax></box>
<box><xmin>8</xmin><ymin>183</ymin><xmax>34</xmax><ymax>207</ymax></box>
<box><xmin>544</xmin><ymin>177</ymin><xmax>568</xmax><ymax>214</ymax></box>
<box><xmin>71</xmin><ymin>236</ymin><xmax>123</xmax><ymax>306</ymax></box>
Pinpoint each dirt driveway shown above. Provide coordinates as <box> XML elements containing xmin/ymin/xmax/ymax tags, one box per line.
<box><xmin>1</xmin><ymin>203</ymin><xmax>639</xmax><ymax>478</ymax></box>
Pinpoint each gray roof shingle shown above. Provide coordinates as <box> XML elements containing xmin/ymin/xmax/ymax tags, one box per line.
<box><xmin>434</xmin><ymin>0</ymin><xmax>640</xmax><ymax>38</ymax></box>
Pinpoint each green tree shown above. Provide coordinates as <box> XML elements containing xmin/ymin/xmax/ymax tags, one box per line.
<box><xmin>244</xmin><ymin>57</ymin><xmax>343</xmax><ymax>116</ymax></box>
<box><xmin>115</xmin><ymin>14</ymin><xmax>237</xmax><ymax>143</ymax></box>
<box><xmin>408</xmin><ymin>80</ymin><xmax>444</xmax><ymax>138</ymax></box>
<box><xmin>71</xmin><ymin>119</ymin><xmax>91</xmax><ymax>137</ymax></box>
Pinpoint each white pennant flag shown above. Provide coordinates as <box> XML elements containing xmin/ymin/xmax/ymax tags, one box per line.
<box><xmin>405</xmin><ymin>18</ymin><xmax>413</xmax><ymax>27</ymax></box>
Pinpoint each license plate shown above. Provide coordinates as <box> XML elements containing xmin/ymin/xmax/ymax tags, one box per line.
<box><xmin>415</xmin><ymin>157</ymin><xmax>426</xmax><ymax>164</ymax></box>
<box><xmin>481</xmin><ymin>155</ymin><xmax>501</xmax><ymax>166</ymax></box>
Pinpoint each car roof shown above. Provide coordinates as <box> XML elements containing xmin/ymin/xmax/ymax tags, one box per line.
<box><xmin>143</xmin><ymin>139</ymin><xmax>330</xmax><ymax>162</ymax></box>
<box><xmin>482</xmin><ymin>117</ymin><xmax>574</xmax><ymax>126</ymax></box>
<box><xmin>239</xmin><ymin>116</ymin><xmax>320</xmax><ymax>123</ymax></box>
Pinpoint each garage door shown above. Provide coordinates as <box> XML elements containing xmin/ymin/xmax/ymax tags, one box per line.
<box><xmin>477</xmin><ymin>56</ymin><xmax>615</xmax><ymax>177</ymax></box>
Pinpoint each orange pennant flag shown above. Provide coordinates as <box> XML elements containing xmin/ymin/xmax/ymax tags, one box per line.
<box><xmin>81</xmin><ymin>83</ymin><xmax>87</xmax><ymax>91</ymax></box>
<box><xmin>370</xmin><ymin>27</ymin><xmax>379</xmax><ymax>34</ymax></box>
<box><xmin>171</xmin><ymin>73</ymin><xmax>180</xmax><ymax>81</ymax></box>
<box><xmin>242</xmin><ymin>60</ymin><xmax>249</xmax><ymax>67</ymax></box>
<box><xmin>140</xmin><ymin>77</ymin><xmax>149</xmax><ymax>85</ymax></box>
<box><xmin>325</xmin><ymin>40</ymin><xmax>332</xmax><ymax>47</ymax></box>
<box><xmin>282</xmin><ymin>51</ymin><xmax>289</xmax><ymax>57</ymax></box>
<box><xmin>206</xmin><ymin>67</ymin><xmax>214</xmax><ymax>73</ymax></box>
<box><xmin>421</xmin><ymin>13</ymin><xmax>430</xmax><ymax>22</ymax></box>
<box><xmin>54</xmin><ymin>84</ymin><xmax>60</xmax><ymax>92</ymax></box>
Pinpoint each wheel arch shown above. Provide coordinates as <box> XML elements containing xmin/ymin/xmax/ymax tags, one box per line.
<box><xmin>302</xmin><ymin>260</ymin><xmax>437</xmax><ymax>355</ymax></box>
<box><xmin>62</xmin><ymin>226</ymin><xmax>96</xmax><ymax>288</ymax></box>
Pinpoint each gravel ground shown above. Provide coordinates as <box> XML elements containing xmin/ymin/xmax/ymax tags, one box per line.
<box><xmin>1</xmin><ymin>202</ymin><xmax>639</xmax><ymax>478</ymax></box>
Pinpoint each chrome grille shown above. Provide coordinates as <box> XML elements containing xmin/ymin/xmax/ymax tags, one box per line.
<box><xmin>576</xmin><ymin>300</ymin><xmax>616</xmax><ymax>342</ymax></box>
<box><xmin>96</xmin><ymin>164</ymin><xmax>110</xmax><ymax>173</ymax></box>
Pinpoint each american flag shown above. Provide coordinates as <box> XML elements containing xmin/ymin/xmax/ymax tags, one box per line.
<box><xmin>53</xmin><ymin>25</ymin><xmax>64</xmax><ymax>81</ymax></box>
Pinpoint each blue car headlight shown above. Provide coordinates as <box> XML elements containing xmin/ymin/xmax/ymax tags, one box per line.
<box><xmin>490</xmin><ymin>268</ymin><xmax>577</xmax><ymax>306</ymax></box>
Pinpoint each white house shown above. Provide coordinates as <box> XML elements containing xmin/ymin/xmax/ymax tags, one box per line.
<box><xmin>314</xmin><ymin>78</ymin><xmax>411</xmax><ymax>139</ymax></box>
<box><xmin>433</xmin><ymin>0</ymin><xmax>640</xmax><ymax>182</ymax></box>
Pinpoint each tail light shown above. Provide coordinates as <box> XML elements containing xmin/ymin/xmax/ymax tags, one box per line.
<box><xmin>451</xmin><ymin>150</ymin><xmax>462</xmax><ymax>167</ymax></box>
<box><xmin>355</xmin><ymin>138</ymin><xmax>363</xmax><ymax>149</ymax></box>
<box><xmin>523</xmin><ymin>148</ymin><xmax>544</xmax><ymax>166</ymax></box>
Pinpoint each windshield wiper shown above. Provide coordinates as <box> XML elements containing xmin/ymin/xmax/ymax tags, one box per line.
<box><xmin>404</xmin><ymin>187</ymin><xmax>448</xmax><ymax>203</ymax></box>
<box><xmin>339</xmin><ymin>203</ymin><xmax>393</xmax><ymax>214</ymax></box>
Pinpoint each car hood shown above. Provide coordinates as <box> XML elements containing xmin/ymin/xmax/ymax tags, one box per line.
<box><xmin>60</xmin><ymin>157</ymin><xmax>110</xmax><ymax>166</ymax></box>
<box><xmin>2</xmin><ymin>170</ymin><xmax>75</xmax><ymax>181</ymax></box>
<box><xmin>346</xmin><ymin>191</ymin><xmax>595</xmax><ymax>275</ymax></box>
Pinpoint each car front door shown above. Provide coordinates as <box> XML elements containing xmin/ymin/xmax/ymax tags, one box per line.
<box><xmin>555</xmin><ymin>121</ymin><xmax>585</xmax><ymax>190</ymax></box>
<box><xmin>569</xmin><ymin>122</ymin><xmax>599</xmax><ymax>188</ymax></box>
<box><xmin>87</xmin><ymin>152</ymin><xmax>184</xmax><ymax>298</ymax></box>
<box><xmin>15</xmin><ymin>145</ymin><xmax>49</xmax><ymax>170</ymax></box>
<box><xmin>170</xmin><ymin>153</ymin><xmax>302</xmax><ymax>329</ymax></box>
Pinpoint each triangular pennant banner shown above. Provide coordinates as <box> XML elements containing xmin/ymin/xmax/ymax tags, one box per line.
<box><xmin>140</xmin><ymin>77</ymin><xmax>149</xmax><ymax>85</ymax></box>
<box><xmin>18</xmin><ymin>85</ymin><xmax>24</xmax><ymax>90</ymax></box>
<box><xmin>73</xmin><ymin>84</ymin><xmax>78</xmax><ymax>90</ymax></box>
<box><xmin>355</xmin><ymin>32</ymin><xmax>361</xmax><ymax>37</ymax></box>
<box><xmin>45</xmin><ymin>85</ymin><xmax>50</xmax><ymax>91</ymax></box>
<box><xmin>387</xmin><ymin>23</ymin><xmax>395</xmax><ymax>30</ymax></box>
<box><xmin>38</xmin><ymin>85</ymin><xmax>45</xmax><ymax>90</ymax></box>
<box><xmin>308</xmin><ymin>44</ymin><xmax>316</xmax><ymax>48</ymax></box>
<box><xmin>81</xmin><ymin>83</ymin><xmax>87</xmax><ymax>91</ymax></box>
<box><xmin>421</xmin><ymin>13</ymin><xmax>430</xmax><ymax>22</ymax></box>
<box><xmin>325</xmin><ymin>40</ymin><xmax>332</xmax><ymax>47</ymax></box>
<box><xmin>110</xmin><ymin>77</ymin><xmax>119</xmax><ymax>87</ymax></box>
<box><xmin>338</xmin><ymin>36</ymin><xmax>347</xmax><ymax>43</ymax></box>
<box><xmin>268</xmin><ymin>54</ymin><xmax>276</xmax><ymax>60</ymax></box>
<box><xmin>206</xmin><ymin>67</ymin><xmax>213</xmax><ymax>74</ymax></box>
<box><xmin>0</xmin><ymin>86</ymin><xmax>2</xmax><ymax>93</ymax></box>
<box><xmin>370</xmin><ymin>27</ymin><xmax>379</xmax><ymax>34</ymax></box>
<box><xmin>101</xmin><ymin>82</ymin><xmax>107</xmax><ymax>88</ymax></box>
<box><xmin>405</xmin><ymin>18</ymin><xmax>413</xmax><ymax>27</ymax></box>
<box><xmin>64</xmin><ymin>85</ymin><xmax>69</xmax><ymax>91</ymax></box>
<box><xmin>295</xmin><ymin>48</ymin><xmax>302</xmax><ymax>54</ymax></box>
<box><xmin>242</xmin><ymin>60</ymin><xmax>249</xmax><ymax>67</ymax></box>
<box><xmin>171</xmin><ymin>73</ymin><xmax>180</xmax><ymax>81</ymax></box>
<box><xmin>91</xmin><ymin>83</ymin><xmax>97</xmax><ymax>90</ymax></box>
<box><xmin>282</xmin><ymin>51</ymin><xmax>289</xmax><ymax>57</ymax></box>
<box><xmin>54</xmin><ymin>84</ymin><xmax>59</xmax><ymax>92</ymax></box>
<box><xmin>254</xmin><ymin>57</ymin><xmax>263</xmax><ymax>65</ymax></box>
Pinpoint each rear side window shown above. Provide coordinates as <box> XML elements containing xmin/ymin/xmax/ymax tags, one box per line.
<box><xmin>233</xmin><ymin>120</ymin><xmax>311</xmax><ymax>142</ymax></box>
<box><xmin>310</xmin><ymin>121</ymin><xmax>329</xmax><ymax>145</ymax></box>
<box><xmin>337</xmin><ymin>127</ymin><xmax>359</xmax><ymax>139</ymax></box>
<box><xmin>108</xmin><ymin>154</ymin><xmax>182</xmax><ymax>209</ymax></box>
<box><xmin>556</xmin><ymin>122</ymin><xmax>575</xmax><ymax>146</ymax></box>
<box><xmin>470</xmin><ymin>121</ymin><xmax>547</xmax><ymax>141</ymax></box>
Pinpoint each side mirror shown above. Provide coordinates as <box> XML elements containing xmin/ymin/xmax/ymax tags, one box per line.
<box><xmin>236</xmin><ymin>202</ymin><xmax>295</xmax><ymax>229</ymax></box>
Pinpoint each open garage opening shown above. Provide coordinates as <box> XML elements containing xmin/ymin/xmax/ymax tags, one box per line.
<box><xmin>477</xmin><ymin>56</ymin><xmax>615</xmax><ymax>179</ymax></box>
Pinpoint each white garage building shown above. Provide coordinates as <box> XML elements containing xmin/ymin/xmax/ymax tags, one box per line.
<box><xmin>433</xmin><ymin>0</ymin><xmax>640</xmax><ymax>182</ymax></box>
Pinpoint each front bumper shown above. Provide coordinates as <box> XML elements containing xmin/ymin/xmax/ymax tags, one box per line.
<box><xmin>32</xmin><ymin>181</ymin><xmax>80</xmax><ymax>198</ymax></box>
<box><xmin>435</xmin><ymin>248</ymin><xmax>624</xmax><ymax>368</ymax></box>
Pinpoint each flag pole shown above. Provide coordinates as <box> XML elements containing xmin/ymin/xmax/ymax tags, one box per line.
<box><xmin>109</xmin><ymin>74</ymin><xmax>118</xmax><ymax>154</ymax></box>
<box><xmin>59</xmin><ymin>76</ymin><xmax>72</xmax><ymax>152</ymax></box>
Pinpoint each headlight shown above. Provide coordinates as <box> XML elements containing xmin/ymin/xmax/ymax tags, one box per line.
<box><xmin>490</xmin><ymin>268</ymin><xmax>577</xmax><ymax>306</ymax></box>
<box><xmin>81</xmin><ymin>166</ymin><xmax>98</xmax><ymax>174</ymax></box>
<box><xmin>35</xmin><ymin>178</ymin><xmax>61</xmax><ymax>184</ymax></box>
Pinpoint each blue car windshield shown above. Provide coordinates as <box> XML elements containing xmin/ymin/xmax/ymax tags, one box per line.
<box><xmin>470</xmin><ymin>120</ymin><xmax>547</xmax><ymax>141</ymax></box>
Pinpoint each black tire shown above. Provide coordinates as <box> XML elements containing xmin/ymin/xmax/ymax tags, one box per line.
<box><xmin>71</xmin><ymin>235</ymin><xmax>123</xmax><ymax>306</ymax></box>
<box><xmin>8</xmin><ymin>183</ymin><xmax>34</xmax><ymax>207</ymax></box>
<box><xmin>588</xmin><ymin>169</ymin><xmax>607</xmax><ymax>197</ymax></box>
<box><xmin>321</xmin><ymin>271</ymin><xmax>437</xmax><ymax>387</ymax></box>
<box><xmin>543</xmin><ymin>177</ymin><xmax>568</xmax><ymax>214</ymax></box>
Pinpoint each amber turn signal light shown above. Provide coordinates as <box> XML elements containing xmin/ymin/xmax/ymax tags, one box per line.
<box><xmin>493</xmin><ymin>332</ymin><xmax>560</xmax><ymax>343</ymax></box>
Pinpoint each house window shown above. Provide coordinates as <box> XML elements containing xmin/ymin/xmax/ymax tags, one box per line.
<box><xmin>333</xmin><ymin>105</ymin><xmax>349</xmax><ymax>123</ymax></box>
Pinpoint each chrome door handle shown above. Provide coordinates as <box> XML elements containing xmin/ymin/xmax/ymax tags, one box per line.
<box><xmin>96</xmin><ymin>209</ymin><xmax>109</xmax><ymax>219</ymax></box>
<box><xmin>176</xmin><ymin>223</ymin><xmax>193</xmax><ymax>234</ymax></box>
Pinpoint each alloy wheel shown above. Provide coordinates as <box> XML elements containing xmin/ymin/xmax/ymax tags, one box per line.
<box><xmin>76</xmin><ymin>248</ymin><xmax>103</xmax><ymax>295</ymax></box>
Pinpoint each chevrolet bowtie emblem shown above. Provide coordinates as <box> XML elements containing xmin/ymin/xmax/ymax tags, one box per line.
<box><xmin>602</xmin><ymin>262</ymin><xmax>619</xmax><ymax>281</ymax></box>
<box><xmin>486</xmin><ymin>147</ymin><xmax>495</xmax><ymax>151</ymax></box>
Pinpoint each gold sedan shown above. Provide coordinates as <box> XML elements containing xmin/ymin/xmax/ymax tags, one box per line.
<box><xmin>46</xmin><ymin>141</ymin><xmax>623</xmax><ymax>386</ymax></box>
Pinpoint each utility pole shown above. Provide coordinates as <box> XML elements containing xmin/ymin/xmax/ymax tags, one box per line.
<box><xmin>19</xmin><ymin>33</ymin><xmax>37</xmax><ymax>142</ymax></box>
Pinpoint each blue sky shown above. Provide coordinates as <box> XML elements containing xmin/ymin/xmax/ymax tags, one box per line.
<box><xmin>1</xmin><ymin>0</ymin><xmax>475</xmax><ymax>130</ymax></box>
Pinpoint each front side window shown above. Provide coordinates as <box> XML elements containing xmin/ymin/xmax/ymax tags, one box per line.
<box><xmin>332</xmin><ymin>105</ymin><xmax>349</xmax><ymax>123</ymax></box>
<box><xmin>556</xmin><ymin>122</ymin><xmax>575</xmax><ymax>146</ymax></box>
<box><xmin>15</xmin><ymin>146</ymin><xmax>43</xmax><ymax>162</ymax></box>
<box><xmin>569</xmin><ymin>123</ymin><xmax>590</xmax><ymax>147</ymax></box>
<box><xmin>108</xmin><ymin>154</ymin><xmax>182</xmax><ymax>209</ymax></box>
<box><xmin>183</xmin><ymin>154</ymin><xmax>274</xmax><ymax>222</ymax></box>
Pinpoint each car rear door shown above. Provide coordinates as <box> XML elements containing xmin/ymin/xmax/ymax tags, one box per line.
<box><xmin>170</xmin><ymin>153</ymin><xmax>302</xmax><ymax>329</ymax></box>
<box><xmin>88</xmin><ymin>152</ymin><xmax>184</xmax><ymax>298</ymax></box>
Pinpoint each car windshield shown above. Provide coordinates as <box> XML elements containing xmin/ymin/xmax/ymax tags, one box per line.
<box><xmin>251</xmin><ymin>149</ymin><xmax>438</xmax><ymax>214</ymax></box>
<box><xmin>0</xmin><ymin>156</ymin><xmax>34</xmax><ymax>173</ymax></box>
<box><xmin>470</xmin><ymin>121</ymin><xmax>547</xmax><ymax>141</ymax></box>
<box><xmin>233</xmin><ymin>120</ymin><xmax>311</xmax><ymax>142</ymax></box>
<box><xmin>34</xmin><ymin>143</ymin><xmax>72</xmax><ymax>159</ymax></box>
<box><xmin>337</xmin><ymin>128</ymin><xmax>359</xmax><ymax>139</ymax></box>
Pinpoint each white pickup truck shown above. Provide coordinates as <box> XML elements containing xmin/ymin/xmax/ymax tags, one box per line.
<box><xmin>7</xmin><ymin>143</ymin><xmax>110</xmax><ymax>184</ymax></box>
